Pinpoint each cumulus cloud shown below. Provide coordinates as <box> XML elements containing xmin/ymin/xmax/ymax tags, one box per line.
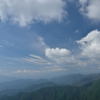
<box><xmin>79</xmin><ymin>0</ymin><xmax>100</xmax><ymax>21</ymax></box>
<box><xmin>0</xmin><ymin>0</ymin><xmax>66</xmax><ymax>26</ymax></box>
<box><xmin>45</xmin><ymin>48</ymin><xmax>74</xmax><ymax>64</ymax></box>
<box><xmin>24</xmin><ymin>47</ymin><xmax>76</xmax><ymax>66</ymax></box>
<box><xmin>45</xmin><ymin>48</ymin><xmax>71</xmax><ymax>58</ymax></box>
<box><xmin>77</xmin><ymin>30</ymin><xmax>100</xmax><ymax>58</ymax></box>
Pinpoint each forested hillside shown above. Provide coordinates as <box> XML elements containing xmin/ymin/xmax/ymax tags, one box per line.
<box><xmin>1</xmin><ymin>79</ymin><xmax>100</xmax><ymax>100</ymax></box>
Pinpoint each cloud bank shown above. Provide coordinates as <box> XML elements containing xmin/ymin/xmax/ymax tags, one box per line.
<box><xmin>0</xmin><ymin>0</ymin><xmax>66</xmax><ymax>26</ymax></box>
<box><xmin>0</xmin><ymin>0</ymin><xmax>100</xmax><ymax>26</ymax></box>
<box><xmin>79</xmin><ymin>0</ymin><xmax>100</xmax><ymax>21</ymax></box>
<box><xmin>77</xmin><ymin>30</ymin><xmax>100</xmax><ymax>58</ymax></box>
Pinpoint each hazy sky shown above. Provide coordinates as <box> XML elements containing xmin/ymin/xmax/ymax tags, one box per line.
<box><xmin>0</xmin><ymin>0</ymin><xmax>100</xmax><ymax>78</ymax></box>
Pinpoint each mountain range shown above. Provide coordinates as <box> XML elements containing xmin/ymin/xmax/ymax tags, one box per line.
<box><xmin>0</xmin><ymin>73</ymin><xmax>100</xmax><ymax>100</ymax></box>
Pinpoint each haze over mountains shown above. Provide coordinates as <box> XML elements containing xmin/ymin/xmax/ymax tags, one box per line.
<box><xmin>0</xmin><ymin>73</ymin><xmax>100</xmax><ymax>100</ymax></box>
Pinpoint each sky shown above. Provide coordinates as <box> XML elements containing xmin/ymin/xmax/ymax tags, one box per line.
<box><xmin>0</xmin><ymin>0</ymin><xmax>100</xmax><ymax>79</ymax></box>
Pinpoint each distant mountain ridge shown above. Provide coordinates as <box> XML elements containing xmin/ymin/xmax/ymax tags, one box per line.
<box><xmin>51</xmin><ymin>73</ymin><xmax>100</xmax><ymax>86</ymax></box>
<box><xmin>0</xmin><ymin>73</ymin><xmax>100</xmax><ymax>98</ymax></box>
<box><xmin>1</xmin><ymin>78</ymin><xmax>100</xmax><ymax>100</ymax></box>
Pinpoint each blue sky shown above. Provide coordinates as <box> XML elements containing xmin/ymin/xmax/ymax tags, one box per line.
<box><xmin>0</xmin><ymin>0</ymin><xmax>100</xmax><ymax>78</ymax></box>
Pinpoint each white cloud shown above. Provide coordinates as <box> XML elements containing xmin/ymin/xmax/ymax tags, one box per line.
<box><xmin>0</xmin><ymin>0</ymin><xmax>66</xmax><ymax>26</ymax></box>
<box><xmin>24</xmin><ymin>47</ymin><xmax>76</xmax><ymax>66</ymax></box>
<box><xmin>24</xmin><ymin>54</ymin><xmax>51</xmax><ymax>65</ymax></box>
<box><xmin>77</xmin><ymin>30</ymin><xmax>100</xmax><ymax>58</ymax></box>
<box><xmin>79</xmin><ymin>0</ymin><xmax>100</xmax><ymax>21</ymax></box>
<box><xmin>45</xmin><ymin>48</ymin><xmax>73</xmax><ymax>64</ymax></box>
<box><xmin>45</xmin><ymin>48</ymin><xmax>71</xmax><ymax>58</ymax></box>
